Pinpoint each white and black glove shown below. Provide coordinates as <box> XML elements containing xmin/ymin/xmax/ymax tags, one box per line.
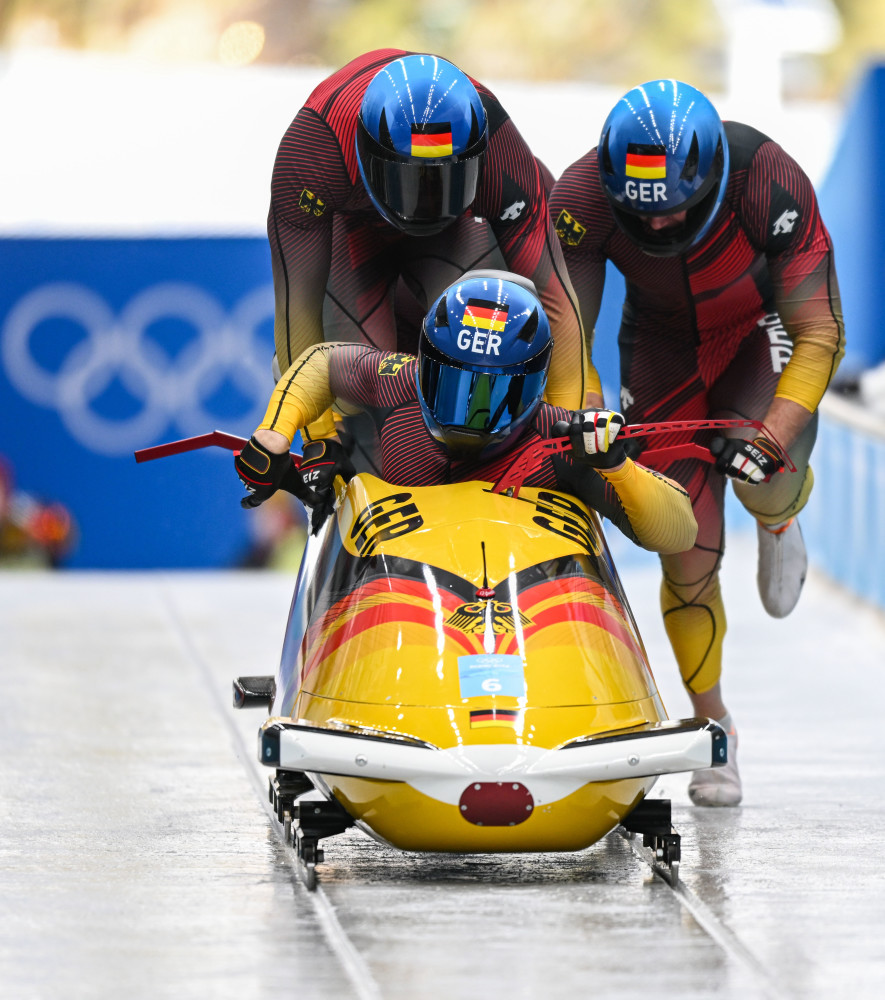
<box><xmin>710</xmin><ymin>435</ymin><xmax>784</xmax><ymax>484</ymax></box>
<box><xmin>566</xmin><ymin>409</ymin><xmax>627</xmax><ymax>469</ymax></box>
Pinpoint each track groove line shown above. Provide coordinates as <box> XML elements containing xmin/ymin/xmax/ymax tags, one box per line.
<box><xmin>159</xmin><ymin>583</ymin><xmax>385</xmax><ymax>1000</ymax></box>
<box><xmin>621</xmin><ymin>834</ymin><xmax>789</xmax><ymax>1000</ymax></box>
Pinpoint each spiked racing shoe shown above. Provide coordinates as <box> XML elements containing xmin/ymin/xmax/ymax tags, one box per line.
<box><xmin>689</xmin><ymin>714</ymin><xmax>742</xmax><ymax>807</ymax></box>
<box><xmin>757</xmin><ymin>517</ymin><xmax>807</xmax><ymax>619</ymax></box>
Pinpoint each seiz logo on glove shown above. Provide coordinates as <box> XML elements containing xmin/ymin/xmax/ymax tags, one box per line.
<box><xmin>299</xmin><ymin>439</ymin><xmax>356</xmax><ymax>534</ymax></box>
<box><xmin>567</xmin><ymin>408</ymin><xmax>627</xmax><ymax>469</ymax></box>
<box><xmin>710</xmin><ymin>435</ymin><xmax>784</xmax><ymax>484</ymax></box>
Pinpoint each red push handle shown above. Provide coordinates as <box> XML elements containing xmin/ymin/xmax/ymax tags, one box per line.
<box><xmin>134</xmin><ymin>431</ymin><xmax>302</xmax><ymax>467</ymax></box>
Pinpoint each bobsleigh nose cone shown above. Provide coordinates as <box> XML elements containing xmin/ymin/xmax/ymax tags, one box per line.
<box><xmin>458</xmin><ymin>781</ymin><xmax>534</xmax><ymax>827</ymax></box>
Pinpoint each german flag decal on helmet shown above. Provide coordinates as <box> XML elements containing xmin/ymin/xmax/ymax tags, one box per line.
<box><xmin>411</xmin><ymin>122</ymin><xmax>453</xmax><ymax>157</ymax></box>
<box><xmin>463</xmin><ymin>299</ymin><xmax>508</xmax><ymax>332</ymax></box>
<box><xmin>625</xmin><ymin>143</ymin><xmax>667</xmax><ymax>179</ymax></box>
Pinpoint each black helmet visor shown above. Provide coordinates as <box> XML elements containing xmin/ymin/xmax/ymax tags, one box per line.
<box><xmin>357</xmin><ymin>121</ymin><xmax>485</xmax><ymax>235</ymax></box>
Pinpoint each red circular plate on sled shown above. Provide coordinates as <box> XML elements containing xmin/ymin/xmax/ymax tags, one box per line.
<box><xmin>459</xmin><ymin>782</ymin><xmax>534</xmax><ymax>827</ymax></box>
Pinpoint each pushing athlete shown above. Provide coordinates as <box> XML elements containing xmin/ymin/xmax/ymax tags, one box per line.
<box><xmin>550</xmin><ymin>79</ymin><xmax>845</xmax><ymax>806</ymax></box>
<box><xmin>235</xmin><ymin>271</ymin><xmax>697</xmax><ymax>560</ymax></box>
<box><xmin>265</xmin><ymin>49</ymin><xmax>597</xmax><ymax>486</ymax></box>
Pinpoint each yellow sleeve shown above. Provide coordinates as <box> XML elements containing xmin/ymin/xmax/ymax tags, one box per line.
<box><xmin>771</xmin><ymin>238</ymin><xmax>845</xmax><ymax>412</ymax></box>
<box><xmin>774</xmin><ymin>335</ymin><xmax>845</xmax><ymax>413</ymax></box>
<box><xmin>257</xmin><ymin>344</ymin><xmax>338</xmax><ymax>445</ymax></box>
<box><xmin>598</xmin><ymin>460</ymin><xmax>698</xmax><ymax>555</ymax></box>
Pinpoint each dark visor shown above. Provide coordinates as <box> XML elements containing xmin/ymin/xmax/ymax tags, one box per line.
<box><xmin>357</xmin><ymin>122</ymin><xmax>485</xmax><ymax>225</ymax></box>
<box><xmin>418</xmin><ymin>331</ymin><xmax>550</xmax><ymax>436</ymax></box>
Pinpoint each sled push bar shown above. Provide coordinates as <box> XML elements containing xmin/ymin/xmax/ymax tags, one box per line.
<box><xmin>490</xmin><ymin>417</ymin><xmax>795</xmax><ymax>496</ymax></box>
<box><xmin>133</xmin><ymin>418</ymin><xmax>794</xmax><ymax>499</ymax></box>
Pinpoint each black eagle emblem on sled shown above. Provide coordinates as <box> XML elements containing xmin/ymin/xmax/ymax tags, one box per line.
<box><xmin>446</xmin><ymin>601</ymin><xmax>533</xmax><ymax>634</ymax></box>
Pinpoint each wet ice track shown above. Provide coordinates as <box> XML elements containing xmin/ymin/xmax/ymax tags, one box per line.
<box><xmin>3</xmin><ymin>539</ymin><xmax>885</xmax><ymax>1000</ymax></box>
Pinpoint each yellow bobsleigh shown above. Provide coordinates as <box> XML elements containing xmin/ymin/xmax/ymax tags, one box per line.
<box><xmin>246</xmin><ymin>469</ymin><xmax>725</xmax><ymax>883</ymax></box>
<box><xmin>135</xmin><ymin>425</ymin><xmax>738</xmax><ymax>888</ymax></box>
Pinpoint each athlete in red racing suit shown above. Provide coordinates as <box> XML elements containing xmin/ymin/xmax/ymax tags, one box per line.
<box><xmin>550</xmin><ymin>80</ymin><xmax>845</xmax><ymax>806</ymax></box>
<box><xmin>267</xmin><ymin>49</ymin><xmax>594</xmax><ymax>470</ymax></box>
<box><xmin>237</xmin><ymin>271</ymin><xmax>696</xmax><ymax>558</ymax></box>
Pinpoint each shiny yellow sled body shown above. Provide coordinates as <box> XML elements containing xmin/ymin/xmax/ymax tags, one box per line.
<box><xmin>261</xmin><ymin>473</ymin><xmax>720</xmax><ymax>854</ymax></box>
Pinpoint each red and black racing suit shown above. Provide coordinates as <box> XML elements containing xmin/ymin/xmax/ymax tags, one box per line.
<box><xmin>267</xmin><ymin>49</ymin><xmax>590</xmax><ymax>434</ymax></box>
<box><xmin>258</xmin><ymin>344</ymin><xmax>696</xmax><ymax>556</ymax></box>
<box><xmin>549</xmin><ymin>122</ymin><xmax>845</xmax><ymax>693</ymax></box>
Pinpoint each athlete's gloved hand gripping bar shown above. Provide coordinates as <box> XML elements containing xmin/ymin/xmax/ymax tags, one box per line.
<box><xmin>548</xmin><ymin>409</ymin><xmax>627</xmax><ymax>469</ymax></box>
<box><xmin>565</xmin><ymin>409</ymin><xmax>627</xmax><ymax>469</ymax></box>
<box><xmin>709</xmin><ymin>435</ymin><xmax>785</xmax><ymax>484</ymax></box>
<box><xmin>298</xmin><ymin>440</ymin><xmax>356</xmax><ymax>533</ymax></box>
<box><xmin>234</xmin><ymin>436</ymin><xmax>321</xmax><ymax>510</ymax></box>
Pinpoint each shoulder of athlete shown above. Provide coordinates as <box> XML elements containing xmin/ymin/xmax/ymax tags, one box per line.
<box><xmin>550</xmin><ymin>148</ymin><xmax>612</xmax><ymax>253</ymax></box>
<box><xmin>725</xmin><ymin>120</ymin><xmax>820</xmax><ymax>253</ymax></box>
<box><xmin>302</xmin><ymin>48</ymin><xmax>407</xmax><ymax>111</ymax></box>
<box><xmin>473</xmin><ymin>94</ymin><xmax>550</xmax><ymax>228</ymax></box>
<box><xmin>341</xmin><ymin>349</ymin><xmax>419</xmax><ymax>405</ymax></box>
<box><xmin>273</xmin><ymin>53</ymin><xmax>413</xmax><ymax>220</ymax></box>
<box><xmin>374</xmin><ymin>350</ymin><xmax>418</xmax><ymax>380</ymax></box>
<box><xmin>270</xmin><ymin>109</ymin><xmax>356</xmax><ymax>224</ymax></box>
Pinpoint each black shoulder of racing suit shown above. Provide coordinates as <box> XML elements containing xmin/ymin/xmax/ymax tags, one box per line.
<box><xmin>480</xmin><ymin>92</ymin><xmax>510</xmax><ymax>139</ymax></box>
<box><xmin>551</xmin><ymin>454</ymin><xmax>640</xmax><ymax>546</ymax></box>
<box><xmin>724</xmin><ymin>121</ymin><xmax>773</xmax><ymax>172</ymax></box>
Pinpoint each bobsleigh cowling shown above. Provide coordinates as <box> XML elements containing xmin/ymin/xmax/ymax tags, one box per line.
<box><xmin>255</xmin><ymin>471</ymin><xmax>725</xmax><ymax>857</ymax></box>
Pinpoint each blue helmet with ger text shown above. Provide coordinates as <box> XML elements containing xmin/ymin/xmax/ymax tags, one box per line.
<box><xmin>417</xmin><ymin>270</ymin><xmax>552</xmax><ymax>459</ymax></box>
<box><xmin>598</xmin><ymin>79</ymin><xmax>729</xmax><ymax>256</ymax></box>
<box><xmin>356</xmin><ymin>54</ymin><xmax>488</xmax><ymax>236</ymax></box>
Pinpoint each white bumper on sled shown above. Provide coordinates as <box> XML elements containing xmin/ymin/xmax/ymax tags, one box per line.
<box><xmin>259</xmin><ymin>718</ymin><xmax>726</xmax><ymax>808</ymax></box>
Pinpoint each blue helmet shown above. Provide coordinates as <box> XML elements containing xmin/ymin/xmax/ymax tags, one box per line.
<box><xmin>417</xmin><ymin>270</ymin><xmax>552</xmax><ymax>459</ymax></box>
<box><xmin>598</xmin><ymin>79</ymin><xmax>729</xmax><ymax>256</ymax></box>
<box><xmin>356</xmin><ymin>54</ymin><xmax>487</xmax><ymax>236</ymax></box>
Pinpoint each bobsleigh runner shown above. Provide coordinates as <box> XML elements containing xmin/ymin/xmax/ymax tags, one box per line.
<box><xmin>136</xmin><ymin>418</ymin><xmax>789</xmax><ymax>889</ymax></box>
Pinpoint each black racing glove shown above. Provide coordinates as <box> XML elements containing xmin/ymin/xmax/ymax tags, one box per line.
<box><xmin>298</xmin><ymin>439</ymin><xmax>356</xmax><ymax>534</ymax></box>
<box><xmin>234</xmin><ymin>436</ymin><xmax>295</xmax><ymax>509</ymax></box>
<box><xmin>710</xmin><ymin>435</ymin><xmax>784</xmax><ymax>484</ymax></box>
<box><xmin>566</xmin><ymin>408</ymin><xmax>627</xmax><ymax>469</ymax></box>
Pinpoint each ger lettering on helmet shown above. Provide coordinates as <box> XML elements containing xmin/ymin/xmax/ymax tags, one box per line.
<box><xmin>597</xmin><ymin>79</ymin><xmax>730</xmax><ymax>257</ymax></box>
<box><xmin>417</xmin><ymin>270</ymin><xmax>552</xmax><ymax>459</ymax></box>
<box><xmin>355</xmin><ymin>54</ymin><xmax>488</xmax><ymax>237</ymax></box>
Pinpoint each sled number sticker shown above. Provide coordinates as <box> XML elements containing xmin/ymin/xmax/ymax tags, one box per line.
<box><xmin>350</xmin><ymin>492</ymin><xmax>424</xmax><ymax>556</ymax></box>
<box><xmin>458</xmin><ymin>654</ymin><xmax>525</xmax><ymax>699</ymax></box>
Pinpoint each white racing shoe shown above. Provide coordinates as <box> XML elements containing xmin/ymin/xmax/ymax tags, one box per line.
<box><xmin>688</xmin><ymin>713</ymin><xmax>742</xmax><ymax>807</ymax></box>
<box><xmin>757</xmin><ymin>517</ymin><xmax>807</xmax><ymax>618</ymax></box>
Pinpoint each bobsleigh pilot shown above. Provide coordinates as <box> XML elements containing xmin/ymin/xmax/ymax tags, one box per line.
<box><xmin>549</xmin><ymin>80</ymin><xmax>845</xmax><ymax>806</ymax></box>
<box><xmin>266</xmin><ymin>49</ymin><xmax>597</xmax><ymax>482</ymax></box>
<box><xmin>235</xmin><ymin>270</ymin><xmax>697</xmax><ymax>559</ymax></box>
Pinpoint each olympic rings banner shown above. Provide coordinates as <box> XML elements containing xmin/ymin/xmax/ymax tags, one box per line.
<box><xmin>0</xmin><ymin>238</ymin><xmax>279</xmax><ymax>568</ymax></box>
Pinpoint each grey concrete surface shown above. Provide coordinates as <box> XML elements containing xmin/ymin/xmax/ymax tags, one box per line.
<box><xmin>1</xmin><ymin>536</ymin><xmax>884</xmax><ymax>999</ymax></box>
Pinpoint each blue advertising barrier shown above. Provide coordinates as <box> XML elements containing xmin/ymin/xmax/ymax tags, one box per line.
<box><xmin>817</xmin><ymin>63</ymin><xmax>885</xmax><ymax>377</ymax></box>
<box><xmin>0</xmin><ymin>237</ymin><xmax>629</xmax><ymax>570</ymax></box>
<box><xmin>803</xmin><ymin>395</ymin><xmax>885</xmax><ymax>611</ymax></box>
<box><xmin>0</xmin><ymin>238</ymin><xmax>279</xmax><ymax>569</ymax></box>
